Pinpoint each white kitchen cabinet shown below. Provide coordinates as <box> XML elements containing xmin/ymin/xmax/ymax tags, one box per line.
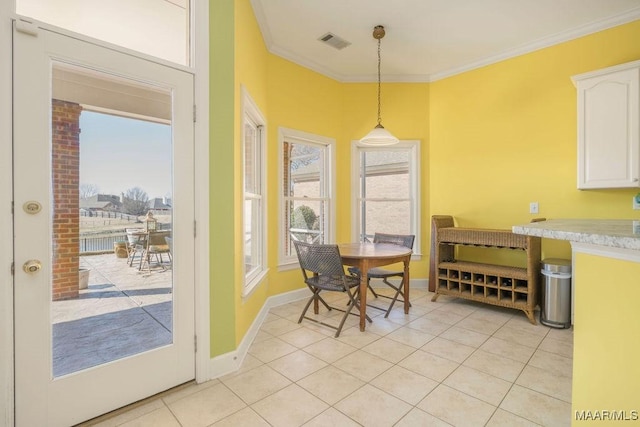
<box><xmin>572</xmin><ymin>60</ymin><xmax>640</xmax><ymax>189</ymax></box>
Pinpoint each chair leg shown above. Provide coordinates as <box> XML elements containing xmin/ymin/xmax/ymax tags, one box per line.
<box><xmin>128</xmin><ymin>248</ymin><xmax>137</xmax><ymax>266</ymax></box>
<box><xmin>382</xmin><ymin>277</ymin><xmax>411</xmax><ymax>318</ymax></box>
<box><xmin>333</xmin><ymin>288</ymin><xmax>371</xmax><ymax>337</ymax></box>
<box><xmin>334</xmin><ymin>297</ymin><xmax>354</xmax><ymax>337</ymax></box>
<box><xmin>351</xmin><ymin>287</ymin><xmax>373</xmax><ymax>324</ymax></box>
<box><xmin>298</xmin><ymin>292</ymin><xmax>318</xmax><ymax>324</ymax></box>
<box><xmin>139</xmin><ymin>249</ymin><xmax>153</xmax><ymax>275</ymax></box>
<box><xmin>367</xmin><ymin>282</ymin><xmax>379</xmax><ymax>298</ymax></box>
<box><xmin>318</xmin><ymin>295</ymin><xmax>331</xmax><ymax>311</ymax></box>
<box><xmin>298</xmin><ymin>288</ymin><xmax>332</xmax><ymax>324</ymax></box>
<box><xmin>347</xmin><ymin>278</ymin><xmax>377</xmax><ymax>307</ymax></box>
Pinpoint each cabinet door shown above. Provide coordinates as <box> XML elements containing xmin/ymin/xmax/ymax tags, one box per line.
<box><xmin>577</xmin><ymin>67</ymin><xmax>639</xmax><ymax>189</ymax></box>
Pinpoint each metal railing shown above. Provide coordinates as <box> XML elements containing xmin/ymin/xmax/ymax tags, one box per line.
<box><xmin>289</xmin><ymin>228</ymin><xmax>323</xmax><ymax>244</ymax></box>
<box><xmin>79</xmin><ymin>223</ymin><xmax>171</xmax><ymax>253</ymax></box>
<box><xmin>80</xmin><ymin>233</ymin><xmax>127</xmax><ymax>253</ymax></box>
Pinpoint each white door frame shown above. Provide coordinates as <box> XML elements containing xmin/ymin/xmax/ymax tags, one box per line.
<box><xmin>0</xmin><ymin>2</ymin><xmax>15</xmax><ymax>426</ymax></box>
<box><xmin>0</xmin><ymin>1</ymin><xmax>210</xmax><ymax>424</ymax></box>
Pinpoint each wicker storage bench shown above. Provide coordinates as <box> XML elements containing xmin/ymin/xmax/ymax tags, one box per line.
<box><xmin>429</xmin><ymin>215</ymin><xmax>541</xmax><ymax>324</ymax></box>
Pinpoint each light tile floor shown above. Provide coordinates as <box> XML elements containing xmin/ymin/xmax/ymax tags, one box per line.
<box><xmin>83</xmin><ymin>289</ymin><xmax>573</xmax><ymax>427</ymax></box>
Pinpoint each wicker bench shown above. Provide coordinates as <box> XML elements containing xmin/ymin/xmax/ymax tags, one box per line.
<box><xmin>429</xmin><ymin>215</ymin><xmax>541</xmax><ymax>324</ymax></box>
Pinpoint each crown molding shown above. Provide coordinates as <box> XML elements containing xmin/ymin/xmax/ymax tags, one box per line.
<box><xmin>250</xmin><ymin>2</ymin><xmax>640</xmax><ymax>84</ymax></box>
<box><xmin>430</xmin><ymin>8</ymin><xmax>640</xmax><ymax>82</ymax></box>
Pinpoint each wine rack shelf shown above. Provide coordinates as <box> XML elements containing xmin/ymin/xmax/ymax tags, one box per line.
<box><xmin>430</xmin><ymin>216</ymin><xmax>541</xmax><ymax>324</ymax></box>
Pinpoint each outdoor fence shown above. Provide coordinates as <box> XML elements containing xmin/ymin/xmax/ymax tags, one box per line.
<box><xmin>80</xmin><ymin>211</ymin><xmax>138</xmax><ymax>221</ymax></box>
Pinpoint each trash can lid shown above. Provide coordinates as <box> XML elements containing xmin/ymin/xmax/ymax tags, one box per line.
<box><xmin>541</xmin><ymin>258</ymin><xmax>571</xmax><ymax>273</ymax></box>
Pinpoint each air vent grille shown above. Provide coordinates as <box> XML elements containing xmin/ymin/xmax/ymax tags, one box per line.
<box><xmin>318</xmin><ymin>32</ymin><xmax>351</xmax><ymax>50</ymax></box>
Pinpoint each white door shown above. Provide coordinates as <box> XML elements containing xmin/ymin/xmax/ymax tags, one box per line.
<box><xmin>14</xmin><ymin>22</ymin><xmax>195</xmax><ymax>426</ymax></box>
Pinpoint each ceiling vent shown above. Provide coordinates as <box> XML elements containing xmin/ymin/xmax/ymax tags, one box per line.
<box><xmin>318</xmin><ymin>32</ymin><xmax>351</xmax><ymax>50</ymax></box>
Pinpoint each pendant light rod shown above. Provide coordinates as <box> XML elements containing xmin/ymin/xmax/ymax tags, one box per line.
<box><xmin>360</xmin><ymin>25</ymin><xmax>399</xmax><ymax>146</ymax></box>
<box><xmin>374</xmin><ymin>25</ymin><xmax>384</xmax><ymax>127</ymax></box>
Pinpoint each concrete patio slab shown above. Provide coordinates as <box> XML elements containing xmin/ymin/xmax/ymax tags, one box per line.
<box><xmin>52</xmin><ymin>253</ymin><xmax>173</xmax><ymax>377</ymax></box>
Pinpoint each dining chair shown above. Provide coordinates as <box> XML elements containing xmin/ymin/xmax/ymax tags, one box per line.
<box><xmin>293</xmin><ymin>241</ymin><xmax>372</xmax><ymax>337</ymax></box>
<box><xmin>348</xmin><ymin>233</ymin><xmax>415</xmax><ymax>318</ymax></box>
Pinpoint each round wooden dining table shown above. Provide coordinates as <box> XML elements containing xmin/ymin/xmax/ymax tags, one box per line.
<box><xmin>338</xmin><ymin>242</ymin><xmax>412</xmax><ymax>331</ymax></box>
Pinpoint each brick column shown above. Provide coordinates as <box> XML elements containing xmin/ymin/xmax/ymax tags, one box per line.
<box><xmin>51</xmin><ymin>99</ymin><xmax>82</xmax><ymax>300</ymax></box>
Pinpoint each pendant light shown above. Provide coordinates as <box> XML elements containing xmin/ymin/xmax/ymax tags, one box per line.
<box><xmin>360</xmin><ymin>25</ymin><xmax>399</xmax><ymax>146</ymax></box>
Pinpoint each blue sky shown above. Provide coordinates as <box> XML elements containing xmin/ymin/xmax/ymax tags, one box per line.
<box><xmin>79</xmin><ymin>111</ymin><xmax>172</xmax><ymax>200</ymax></box>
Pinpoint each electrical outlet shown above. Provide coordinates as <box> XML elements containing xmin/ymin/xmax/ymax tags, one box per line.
<box><xmin>529</xmin><ymin>202</ymin><xmax>539</xmax><ymax>214</ymax></box>
<box><xmin>634</xmin><ymin>194</ymin><xmax>640</xmax><ymax>210</ymax></box>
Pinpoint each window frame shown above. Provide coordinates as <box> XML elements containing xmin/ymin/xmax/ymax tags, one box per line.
<box><xmin>242</xmin><ymin>87</ymin><xmax>267</xmax><ymax>296</ymax></box>
<box><xmin>278</xmin><ymin>127</ymin><xmax>336</xmax><ymax>269</ymax></box>
<box><xmin>350</xmin><ymin>139</ymin><xmax>421</xmax><ymax>258</ymax></box>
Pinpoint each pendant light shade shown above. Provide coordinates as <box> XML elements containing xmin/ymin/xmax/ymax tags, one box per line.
<box><xmin>360</xmin><ymin>124</ymin><xmax>399</xmax><ymax>146</ymax></box>
<box><xmin>360</xmin><ymin>25</ymin><xmax>399</xmax><ymax>146</ymax></box>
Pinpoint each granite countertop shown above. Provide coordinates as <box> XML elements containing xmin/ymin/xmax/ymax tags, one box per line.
<box><xmin>512</xmin><ymin>219</ymin><xmax>640</xmax><ymax>251</ymax></box>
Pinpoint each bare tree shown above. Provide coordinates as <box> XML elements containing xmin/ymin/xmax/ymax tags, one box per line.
<box><xmin>122</xmin><ymin>187</ymin><xmax>149</xmax><ymax>216</ymax></box>
<box><xmin>79</xmin><ymin>183</ymin><xmax>100</xmax><ymax>200</ymax></box>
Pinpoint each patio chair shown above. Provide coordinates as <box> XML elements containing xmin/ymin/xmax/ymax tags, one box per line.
<box><xmin>139</xmin><ymin>231</ymin><xmax>171</xmax><ymax>274</ymax></box>
<box><xmin>126</xmin><ymin>229</ymin><xmax>148</xmax><ymax>267</ymax></box>
<box><xmin>348</xmin><ymin>233</ymin><xmax>415</xmax><ymax>318</ymax></box>
<box><xmin>163</xmin><ymin>236</ymin><xmax>173</xmax><ymax>269</ymax></box>
<box><xmin>293</xmin><ymin>241</ymin><xmax>371</xmax><ymax>337</ymax></box>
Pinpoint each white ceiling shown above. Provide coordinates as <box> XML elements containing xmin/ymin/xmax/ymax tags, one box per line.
<box><xmin>250</xmin><ymin>0</ymin><xmax>640</xmax><ymax>82</ymax></box>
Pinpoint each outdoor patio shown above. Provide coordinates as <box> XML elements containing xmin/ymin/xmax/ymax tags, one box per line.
<box><xmin>52</xmin><ymin>252</ymin><xmax>173</xmax><ymax>377</ymax></box>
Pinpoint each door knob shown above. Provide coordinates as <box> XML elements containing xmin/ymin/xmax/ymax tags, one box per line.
<box><xmin>23</xmin><ymin>259</ymin><xmax>42</xmax><ymax>274</ymax></box>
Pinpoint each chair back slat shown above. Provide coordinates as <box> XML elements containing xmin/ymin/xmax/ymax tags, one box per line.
<box><xmin>148</xmin><ymin>230</ymin><xmax>171</xmax><ymax>246</ymax></box>
<box><xmin>373</xmin><ymin>233</ymin><xmax>415</xmax><ymax>250</ymax></box>
<box><xmin>293</xmin><ymin>241</ymin><xmax>345</xmax><ymax>277</ymax></box>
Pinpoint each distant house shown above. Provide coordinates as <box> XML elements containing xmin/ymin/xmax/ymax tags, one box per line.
<box><xmin>148</xmin><ymin>197</ymin><xmax>172</xmax><ymax>215</ymax></box>
<box><xmin>79</xmin><ymin>194</ymin><xmax>122</xmax><ymax>212</ymax></box>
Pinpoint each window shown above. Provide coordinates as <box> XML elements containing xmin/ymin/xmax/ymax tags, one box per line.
<box><xmin>242</xmin><ymin>88</ymin><xmax>266</xmax><ymax>295</ymax></box>
<box><xmin>351</xmin><ymin>140</ymin><xmax>421</xmax><ymax>255</ymax></box>
<box><xmin>280</xmin><ymin>128</ymin><xmax>335</xmax><ymax>267</ymax></box>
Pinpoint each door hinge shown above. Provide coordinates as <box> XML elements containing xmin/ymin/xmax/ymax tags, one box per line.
<box><xmin>11</xmin><ymin>262</ymin><xmax>15</xmax><ymax>276</ymax></box>
<box><xmin>194</xmin><ymin>335</ymin><xmax>197</xmax><ymax>352</ymax></box>
<box><xmin>193</xmin><ymin>105</ymin><xmax>197</xmax><ymax>123</ymax></box>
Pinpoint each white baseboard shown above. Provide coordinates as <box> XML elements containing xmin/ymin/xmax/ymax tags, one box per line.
<box><xmin>208</xmin><ymin>288</ymin><xmax>307</xmax><ymax>379</ymax></box>
<box><xmin>369</xmin><ymin>277</ymin><xmax>428</xmax><ymax>289</ymax></box>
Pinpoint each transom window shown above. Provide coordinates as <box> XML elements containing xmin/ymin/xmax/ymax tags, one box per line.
<box><xmin>351</xmin><ymin>140</ymin><xmax>421</xmax><ymax>254</ymax></box>
<box><xmin>16</xmin><ymin>0</ymin><xmax>190</xmax><ymax>66</ymax></box>
<box><xmin>279</xmin><ymin>128</ymin><xmax>335</xmax><ymax>267</ymax></box>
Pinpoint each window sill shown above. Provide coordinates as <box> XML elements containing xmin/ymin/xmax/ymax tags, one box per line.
<box><xmin>277</xmin><ymin>260</ymin><xmax>299</xmax><ymax>273</ymax></box>
<box><xmin>242</xmin><ymin>268</ymin><xmax>269</xmax><ymax>299</ymax></box>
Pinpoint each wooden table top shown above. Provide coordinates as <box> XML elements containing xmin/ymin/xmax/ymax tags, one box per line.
<box><xmin>338</xmin><ymin>242</ymin><xmax>412</xmax><ymax>259</ymax></box>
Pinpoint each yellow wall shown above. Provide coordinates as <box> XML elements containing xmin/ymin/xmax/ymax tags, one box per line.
<box><xmin>219</xmin><ymin>3</ymin><xmax>640</xmax><ymax>357</ymax></box>
<box><xmin>341</xmin><ymin>83</ymin><xmax>430</xmax><ymax>277</ymax></box>
<box><xmin>430</xmin><ymin>20</ymin><xmax>640</xmax><ymax>264</ymax></box>
<box><xmin>232</xmin><ymin>0</ymin><xmax>271</xmax><ymax>342</ymax></box>
<box><xmin>572</xmin><ymin>251</ymin><xmax>640</xmax><ymax>425</ymax></box>
<box><xmin>230</xmin><ymin>0</ymin><xmax>432</xmax><ymax>343</ymax></box>
<box><xmin>264</xmin><ymin>55</ymin><xmax>343</xmax><ymax>299</ymax></box>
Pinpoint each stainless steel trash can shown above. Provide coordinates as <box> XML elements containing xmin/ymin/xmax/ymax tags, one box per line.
<box><xmin>540</xmin><ymin>258</ymin><xmax>572</xmax><ymax>328</ymax></box>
